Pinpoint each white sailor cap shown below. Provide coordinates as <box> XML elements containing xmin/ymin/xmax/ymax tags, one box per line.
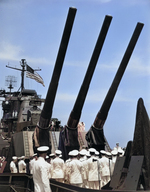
<box><xmin>118</xmin><ymin>148</ymin><xmax>124</xmax><ymax>154</ymax></box>
<box><xmin>106</xmin><ymin>152</ymin><xmax>112</xmax><ymax>156</ymax></box>
<box><xmin>111</xmin><ymin>150</ymin><xmax>118</xmax><ymax>155</ymax></box>
<box><xmin>100</xmin><ymin>150</ymin><xmax>106</xmax><ymax>155</ymax></box>
<box><xmin>20</xmin><ymin>156</ymin><xmax>25</xmax><ymax>160</ymax></box>
<box><xmin>55</xmin><ymin>150</ymin><xmax>62</xmax><ymax>155</ymax></box>
<box><xmin>79</xmin><ymin>149</ymin><xmax>87</xmax><ymax>156</ymax></box>
<box><xmin>89</xmin><ymin>148</ymin><xmax>96</xmax><ymax>153</ymax></box>
<box><xmin>49</xmin><ymin>153</ymin><xmax>55</xmax><ymax>157</ymax></box>
<box><xmin>86</xmin><ymin>151</ymin><xmax>91</xmax><ymax>157</ymax></box>
<box><xmin>68</xmin><ymin>151</ymin><xmax>73</xmax><ymax>156</ymax></box>
<box><xmin>33</xmin><ymin>153</ymin><xmax>37</xmax><ymax>157</ymax></box>
<box><xmin>12</xmin><ymin>156</ymin><xmax>18</xmax><ymax>160</ymax></box>
<box><xmin>37</xmin><ymin>146</ymin><xmax>49</xmax><ymax>153</ymax></box>
<box><xmin>71</xmin><ymin>150</ymin><xmax>79</xmax><ymax>156</ymax></box>
<box><xmin>95</xmin><ymin>151</ymin><xmax>99</xmax><ymax>156</ymax></box>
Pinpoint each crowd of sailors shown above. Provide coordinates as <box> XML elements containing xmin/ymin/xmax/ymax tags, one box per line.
<box><xmin>9</xmin><ymin>143</ymin><xmax>124</xmax><ymax>191</ymax></box>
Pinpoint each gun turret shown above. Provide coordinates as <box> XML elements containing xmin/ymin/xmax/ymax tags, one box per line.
<box><xmin>86</xmin><ymin>22</ymin><xmax>144</xmax><ymax>151</ymax></box>
<box><xmin>59</xmin><ymin>15</ymin><xmax>112</xmax><ymax>158</ymax></box>
<box><xmin>33</xmin><ymin>7</ymin><xmax>77</xmax><ymax>151</ymax></box>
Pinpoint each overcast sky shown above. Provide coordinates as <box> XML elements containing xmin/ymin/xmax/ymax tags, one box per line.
<box><xmin>0</xmin><ymin>0</ymin><xmax>150</xmax><ymax>149</ymax></box>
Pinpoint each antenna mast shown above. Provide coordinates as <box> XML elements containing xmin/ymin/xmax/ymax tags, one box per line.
<box><xmin>6</xmin><ymin>59</ymin><xmax>26</xmax><ymax>91</ymax></box>
<box><xmin>6</xmin><ymin>59</ymin><xmax>41</xmax><ymax>92</ymax></box>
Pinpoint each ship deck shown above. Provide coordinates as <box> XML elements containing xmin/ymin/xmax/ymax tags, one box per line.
<box><xmin>0</xmin><ymin>173</ymin><xmax>145</xmax><ymax>192</ymax></box>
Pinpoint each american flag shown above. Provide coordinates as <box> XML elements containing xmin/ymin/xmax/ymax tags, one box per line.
<box><xmin>26</xmin><ymin>64</ymin><xmax>45</xmax><ymax>87</ymax></box>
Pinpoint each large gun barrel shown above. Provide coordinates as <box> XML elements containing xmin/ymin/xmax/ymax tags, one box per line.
<box><xmin>67</xmin><ymin>15</ymin><xmax>112</xmax><ymax>129</ymax></box>
<box><xmin>93</xmin><ymin>22</ymin><xmax>144</xmax><ymax>129</ymax></box>
<box><xmin>59</xmin><ymin>15</ymin><xmax>112</xmax><ymax>159</ymax></box>
<box><xmin>86</xmin><ymin>22</ymin><xmax>144</xmax><ymax>150</ymax></box>
<box><xmin>34</xmin><ymin>7</ymin><xmax>77</xmax><ymax>148</ymax></box>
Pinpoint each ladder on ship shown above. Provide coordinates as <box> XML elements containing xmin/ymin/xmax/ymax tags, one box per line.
<box><xmin>78</xmin><ymin>132</ymin><xmax>84</xmax><ymax>148</ymax></box>
<box><xmin>51</xmin><ymin>131</ymin><xmax>58</xmax><ymax>150</ymax></box>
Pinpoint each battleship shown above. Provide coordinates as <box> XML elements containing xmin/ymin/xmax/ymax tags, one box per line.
<box><xmin>0</xmin><ymin>6</ymin><xmax>150</xmax><ymax>192</ymax></box>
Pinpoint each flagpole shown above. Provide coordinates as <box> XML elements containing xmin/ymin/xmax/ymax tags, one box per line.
<box><xmin>20</xmin><ymin>59</ymin><xmax>26</xmax><ymax>91</ymax></box>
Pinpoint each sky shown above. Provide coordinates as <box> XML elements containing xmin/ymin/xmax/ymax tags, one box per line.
<box><xmin>0</xmin><ymin>0</ymin><xmax>150</xmax><ymax>149</ymax></box>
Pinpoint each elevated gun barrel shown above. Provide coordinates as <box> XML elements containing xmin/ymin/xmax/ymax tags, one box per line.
<box><xmin>86</xmin><ymin>22</ymin><xmax>144</xmax><ymax>151</ymax></box>
<box><xmin>67</xmin><ymin>15</ymin><xmax>112</xmax><ymax>129</ymax></box>
<box><xmin>93</xmin><ymin>22</ymin><xmax>144</xmax><ymax>129</ymax></box>
<box><xmin>36</xmin><ymin>7</ymin><xmax>77</xmax><ymax>147</ymax></box>
<box><xmin>59</xmin><ymin>15</ymin><xmax>112</xmax><ymax>159</ymax></box>
<box><xmin>39</xmin><ymin>7</ymin><xmax>77</xmax><ymax>129</ymax></box>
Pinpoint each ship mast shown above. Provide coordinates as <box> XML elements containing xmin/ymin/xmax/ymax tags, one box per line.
<box><xmin>6</xmin><ymin>59</ymin><xmax>41</xmax><ymax>92</ymax></box>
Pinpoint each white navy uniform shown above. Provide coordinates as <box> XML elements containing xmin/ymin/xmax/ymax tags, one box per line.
<box><xmin>33</xmin><ymin>156</ymin><xmax>51</xmax><ymax>192</ymax></box>
<box><xmin>87</xmin><ymin>156</ymin><xmax>100</xmax><ymax>189</ymax></box>
<box><xmin>29</xmin><ymin>158</ymin><xmax>36</xmax><ymax>174</ymax></box>
<box><xmin>68</xmin><ymin>157</ymin><xmax>84</xmax><ymax>187</ymax></box>
<box><xmin>99</xmin><ymin>155</ymin><xmax>110</xmax><ymax>187</ymax></box>
<box><xmin>18</xmin><ymin>159</ymin><xmax>26</xmax><ymax>173</ymax></box>
<box><xmin>46</xmin><ymin>161</ymin><xmax>51</xmax><ymax>179</ymax></box>
<box><xmin>79</xmin><ymin>157</ymin><xmax>88</xmax><ymax>188</ymax></box>
<box><xmin>51</xmin><ymin>156</ymin><xmax>65</xmax><ymax>182</ymax></box>
<box><xmin>64</xmin><ymin>158</ymin><xmax>72</xmax><ymax>183</ymax></box>
<box><xmin>110</xmin><ymin>150</ymin><xmax>118</xmax><ymax>176</ymax></box>
<box><xmin>10</xmin><ymin>161</ymin><xmax>18</xmax><ymax>173</ymax></box>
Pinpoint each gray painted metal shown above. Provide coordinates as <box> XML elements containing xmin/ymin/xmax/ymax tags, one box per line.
<box><xmin>110</xmin><ymin>156</ymin><xmax>125</xmax><ymax>189</ymax></box>
<box><xmin>121</xmin><ymin>156</ymin><xmax>144</xmax><ymax>191</ymax></box>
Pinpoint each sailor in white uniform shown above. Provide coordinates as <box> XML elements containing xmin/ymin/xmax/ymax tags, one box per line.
<box><xmin>10</xmin><ymin>156</ymin><xmax>18</xmax><ymax>173</ymax></box>
<box><xmin>18</xmin><ymin>156</ymin><xmax>26</xmax><ymax>173</ymax></box>
<box><xmin>49</xmin><ymin>153</ymin><xmax>55</xmax><ymax>164</ymax></box>
<box><xmin>51</xmin><ymin>150</ymin><xmax>65</xmax><ymax>182</ymax></box>
<box><xmin>32</xmin><ymin>146</ymin><xmax>51</xmax><ymax>192</ymax></box>
<box><xmin>79</xmin><ymin>149</ymin><xmax>88</xmax><ymax>188</ymax></box>
<box><xmin>67</xmin><ymin>150</ymin><xmax>84</xmax><ymax>187</ymax></box>
<box><xmin>64</xmin><ymin>151</ymin><xmax>73</xmax><ymax>183</ymax></box>
<box><xmin>29</xmin><ymin>153</ymin><xmax>37</xmax><ymax>174</ymax></box>
<box><xmin>99</xmin><ymin>150</ymin><xmax>110</xmax><ymax>187</ymax></box>
<box><xmin>110</xmin><ymin>150</ymin><xmax>118</xmax><ymax>176</ymax></box>
<box><xmin>87</xmin><ymin>148</ymin><xmax>100</xmax><ymax>190</ymax></box>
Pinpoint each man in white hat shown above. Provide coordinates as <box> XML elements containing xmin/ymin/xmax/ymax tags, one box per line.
<box><xmin>79</xmin><ymin>149</ymin><xmax>88</xmax><ymax>188</ymax></box>
<box><xmin>113</xmin><ymin>142</ymin><xmax>124</xmax><ymax>156</ymax></box>
<box><xmin>18</xmin><ymin>156</ymin><xmax>26</xmax><ymax>173</ymax></box>
<box><xmin>49</xmin><ymin>153</ymin><xmax>55</xmax><ymax>164</ymax></box>
<box><xmin>64</xmin><ymin>151</ymin><xmax>73</xmax><ymax>183</ymax></box>
<box><xmin>51</xmin><ymin>150</ymin><xmax>65</xmax><ymax>183</ymax></box>
<box><xmin>29</xmin><ymin>153</ymin><xmax>38</xmax><ymax>174</ymax></box>
<box><xmin>32</xmin><ymin>146</ymin><xmax>51</xmax><ymax>192</ymax></box>
<box><xmin>118</xmin><ymin>148</ymin><xmax>124</xmax><ymax>157</ymax></box>
<box><xmin>10</xmin><ymin>156</ymin><xmax>18</xmax><ymax>173</ymax></box>
<box><xmin>110</xmin><ymin>150</ymin><xmax>118</xmax><ymax>176</ymax></box>
<box><xmin>99</xmin><ymin>150</ymin><xmax>110</xmax><ymax>188</ymax></box>
<box><xmin>67</xmin><ymin>150</ymin><xmax>84</xmax><ymax>187</ymax></box>
<box><xmin>87</xmin><ymin>148</ymin><xmax>100</xmax><ymax>190</ymax></box>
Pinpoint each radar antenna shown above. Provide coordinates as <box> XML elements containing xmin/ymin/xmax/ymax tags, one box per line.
<box><xmin>5</xmin><ymin>76</ymin><xmax>17</xmax><ymax>93</ymax></box>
